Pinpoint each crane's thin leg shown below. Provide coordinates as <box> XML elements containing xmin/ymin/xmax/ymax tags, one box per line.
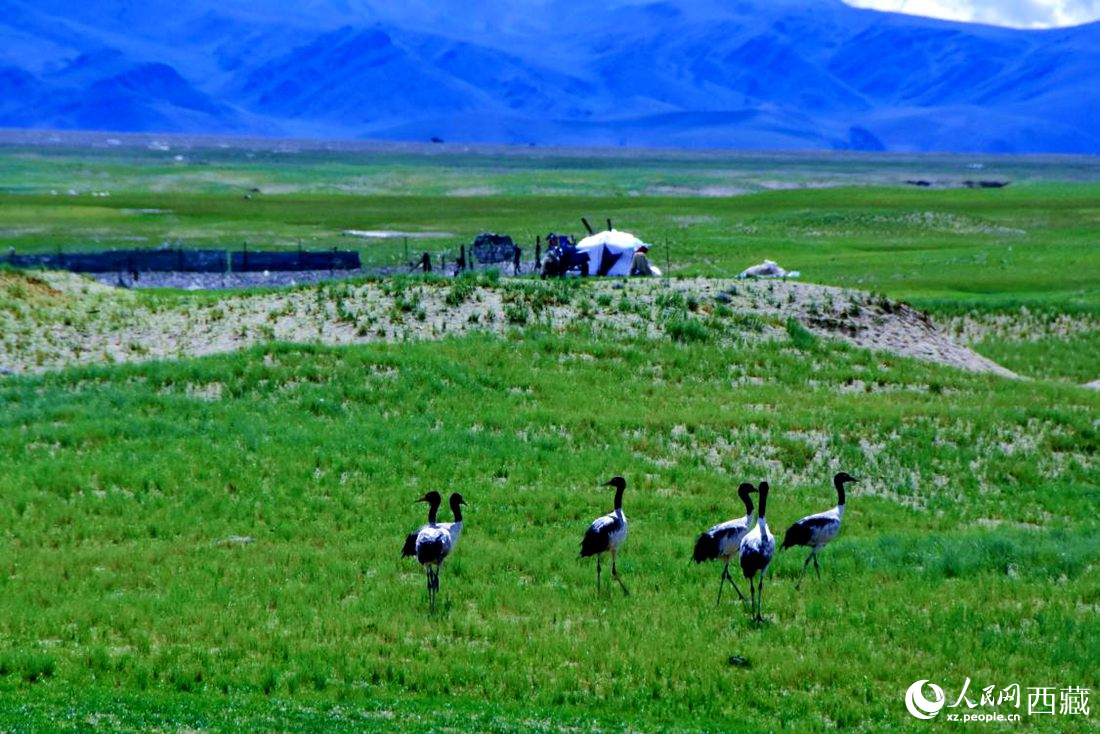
<box><xmin>427</xmin><ymin>567</ymin><xmax>435</xmax><ymax>612</ymax></box>
<box><xmin>724</xmin><ymin>565</ymin><xmax>747</xmax><ymax>602</ymax></box>
<box><xmin>612</xmin><ymin>553</ymin><xmax>629</xmax><ymax>596</ymax></box>
<box><xmin>748</xmin><ymin>576</ymin><xmax>756</xmax><ymax>621</ymax></box>
<box><xmin>813</xmin><ymin>553</ymin><xmax>822</xmax><ymax>580</ymax></box>
<box><xmin>596</xmin><ymin>555</ymin><xmax>602</xmax><ymax>593</ymax></box>
<box><xmin>796</xmin><ymin>551</ymin><xmax>814</xmax><ymax>590</ymax></box>
<box><xmin>756</xmin><ymin>575</ymin><xmax>765</xmax><ymax>623</ymax></box>
<box><xmin>716</xmin><ymin>562</ymin><xmax>727</xmax><ymax>607</ymax></box>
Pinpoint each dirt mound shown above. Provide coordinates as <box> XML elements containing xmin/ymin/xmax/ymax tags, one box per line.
<box><xmin>0</xmin><ymin>270</ymin><xmax>65</xmax><ymax>301</ymax></box>
<box><xmin>0</xmin><ymin>272</ymin><xmax>1015</xmax><ymax>378</ymax></box>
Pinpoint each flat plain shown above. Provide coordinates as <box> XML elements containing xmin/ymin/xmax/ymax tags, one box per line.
<box><xmin>0</xmin><ymin>134</ymin><xmax>1096</xmax><ymax>732</ymax></box>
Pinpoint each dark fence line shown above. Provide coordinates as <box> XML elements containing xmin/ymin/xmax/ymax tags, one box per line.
<box><xmin>5</xmin><ymin>248</ymin><xmax>361</xmax><ymax>274</ymax></box>
<box><xmin>7</xmin><ymin>249</ymin><xmax>228</xmax><ymax>273</ymax></box>
<box><xmin>230</xmin><ymin>250</ymin><xmax>360</xmax><ymax>272</ymax></box>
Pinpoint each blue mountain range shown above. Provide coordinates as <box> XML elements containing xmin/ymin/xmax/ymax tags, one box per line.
<box><xmin>1</xmin><ymin>0</ymin><xmax>1097</xmax><ymax>152</ymax></box>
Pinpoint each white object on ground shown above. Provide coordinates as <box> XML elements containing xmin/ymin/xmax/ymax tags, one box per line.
<box><xmin>343</xmin><ymin>230</ymin><xmax>454</xmax><ymax>239</ymax></box>
<box><xmin>736</xmin><ymin>259</ymin><xmax>800</xmax><ymax>279</ymax></box>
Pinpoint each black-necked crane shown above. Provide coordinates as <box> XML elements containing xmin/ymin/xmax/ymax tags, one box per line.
<box><xmin>738</xmin><ymin>481</ymin><xmax>775</xmax><ymax>623</ymax></box>
<box><xmin>781</xmin><ymin>471</ymin><xmax>858</xmax><ymax>590</ymax></box>
<box><xmin>416</xmin><ymin>492</ymin><xmax>466</xmax><ymax>611</ymax></box>
<box><xmin>693</xmin><ymin>482</ymin><xmax>756</xmax><ymax>605</ymax></box>
<box><xmin>400</xmin><ymin>490</ymin><xmax>461</xmax><ymax>612</ymax></box>
<box><xmin>401</xmin><ymin>491</ymin><xmax>442</xmax><ymax>558</ymax></box>
<box><xmin>579</xmin><ymin>476</ymin><xmax>630</xmax><ymax>596</ymax></box>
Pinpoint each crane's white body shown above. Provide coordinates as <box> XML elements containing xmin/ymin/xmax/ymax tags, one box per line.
<box><xmin>586</xmin><ymin>509</ymin><xmax>628</xmax><ymax>552</ymax></box>
<box><xmin>703</xmin><ymin>512</ymin><xmax>755</xmax><ymax>560</ymax></box>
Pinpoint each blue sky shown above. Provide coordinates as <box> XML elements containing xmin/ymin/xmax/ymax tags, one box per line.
<box><xmin>844</xmin><ymin>0</ymin><xmax>1100</xmax><ymax>27</ymax></box>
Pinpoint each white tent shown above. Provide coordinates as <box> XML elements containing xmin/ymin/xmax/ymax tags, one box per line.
<box><xmin>574</xmin><ymin>230</ymin><xmax>656</xmax><ymax>276</ymax></box>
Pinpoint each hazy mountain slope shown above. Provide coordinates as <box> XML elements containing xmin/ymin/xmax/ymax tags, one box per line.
<box><xmin>0</xmin><ymin>0</ymin><xmax>1097</xmax><ymax>152</ymax></box>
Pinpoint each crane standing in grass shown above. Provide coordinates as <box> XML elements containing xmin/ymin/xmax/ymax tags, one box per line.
<box><xmin>781</xmin><ymin>471</ymin><xmax>858</xmax><ymax>590</ymax></box>
<box><xmin>403</xmin><ymin>491</ymin><xmax>467</xmax><ymax>612</ymax></box>
<box><xmin>739</xmin><ymin>481</ymin><xmax>775</xmax><ymax>623</ymax></box>
<box><xmin>580</xmin><ymin>476</ymin><xmax>630</xmax><ymax>596</ymax></box>
<box><xmin>693</xmin><ymin>482</ymin><xmax>756</xmax><ymax>605</ymax></box>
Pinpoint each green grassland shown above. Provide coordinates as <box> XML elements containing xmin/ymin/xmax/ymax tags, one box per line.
<box><xmin>0</xmin><ymin>334</ymin><xmax>1096</xmax><ymax>732</ymax></box>
<box><xmin>1</xmin><ymin>143</ymin><xmax>1098</xmax><ymax>314</ymax></box>
<box><xmin>0</xmin><ymin>141</ymin><xmax>1098</xmax><ymax>732</ymax></box>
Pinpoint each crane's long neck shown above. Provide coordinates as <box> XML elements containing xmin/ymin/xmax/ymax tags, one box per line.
<box><xmin>427</xmin><ymin>501</ymin><xmax>440</xmax><ymax>525</ymax></box>
<box><xmin>614</xmin><ymin>485</ymin><xmax>625</xmax><ymax>512</ymax></box>
<box><xmin>834</xmin><ymin>475</ymin><xmax>847</xmax><ymax>508</ymax></box>
<box><xmin>741</xmin><ymin>493</ymin><xmax>755</xmax><ymax>522</ymax></box>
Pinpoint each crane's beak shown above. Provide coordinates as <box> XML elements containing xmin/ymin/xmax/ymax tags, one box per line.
<box><xmin>415</xmin><ymin>494</ymin><xmax>430</xmax><ymax>503</ymax></box>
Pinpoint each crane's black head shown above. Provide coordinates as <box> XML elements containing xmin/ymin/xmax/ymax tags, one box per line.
<box><xmin>835</xmin><ymin>472</ymin><xmax>859</xmax><ymax>485</ymax></box>
<box><xmin>416</xmin><ymin>491</ymin><xmax>443</xmax><ymax>506</ymax></box>
<box><xmin>603</xmin><ymin>476</ymin><xmax>627</xmax><ymax>491</ymax></box>
<box><xmin>756</xmin><ymin>481</ymin><xmax>770</xmax><ymax>516</ymax></box>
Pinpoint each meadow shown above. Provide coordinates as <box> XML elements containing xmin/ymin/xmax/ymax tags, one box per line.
<box><xmin>0</xmin><ymin>137</ymin><xmax>1097</xmax><ymax>732</ymax></box>
<box><xmin>2</xmin><ymin>139</ymin><xmax>1098</xmax><ymax>382</ymax></box>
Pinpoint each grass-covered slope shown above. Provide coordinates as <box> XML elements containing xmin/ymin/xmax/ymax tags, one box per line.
<box><xmin>0</xmin><ymin>333</ymin><xmax>1095</xmax><ymax>732</ymax></box>
<box><xmin>0</xmin><ymin>269</ymin><xmax>1012</xmax><ymax>377</ymax></box>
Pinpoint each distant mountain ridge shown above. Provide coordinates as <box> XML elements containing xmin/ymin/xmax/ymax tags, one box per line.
<box><xmin>0</xmin><ymin>0</ymin><xmax>1098</xmax><ymax>152</ymax></box>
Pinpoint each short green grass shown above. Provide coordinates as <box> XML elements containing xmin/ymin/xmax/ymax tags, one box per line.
<box><xmin>975</xmin><ymin>331</ymin><xmax>1100</xmax><ymax>384</ymax></box>
<box><xmin>0</xmin><ymin>334</ymin><xmax>1096</xmax><ymax>732</ymax></box>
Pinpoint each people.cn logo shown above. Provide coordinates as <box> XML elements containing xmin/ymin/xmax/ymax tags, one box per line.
<box><xmin>906</xmin><ymin>680</ymin><xmax>946</xmax><ymax>719</ymax></box>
